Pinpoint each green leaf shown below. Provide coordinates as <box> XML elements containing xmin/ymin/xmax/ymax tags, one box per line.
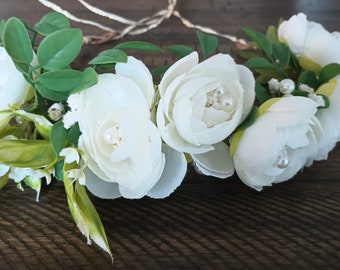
<box><xmin>0</xmin><ymin>139</ymin><xmax>56</xmax><ymax>168</ymax></box>
<box><xmin>0</xmin><ymin>20</ymin><xmax>5</xmax><ymax>41</ymax></box>
<box><xmin>34</xmin><ymin>12</ymin><xmax>70</xmax><ymax>35</ymax></box>
<box><xmin>3</xmin><ymin>17</ymin><xmax>33</xmax><ymax>64</ymax></box>
<box><xmin>37</xmin><ymin>28</ymin><xmax>82</xmax><ymax>70</ymax></box>
<box><xmin>89</xmin><ymin>48</ymin><xmax>127</xmax><ymax>65</ymax></box>
<box><xmin>266</xmin><ymin>25</ymin><xmax>279</xmax><ymax>44</ymax></box>
<box><xmin>298</xmin><ymin>71</ymin><xmax>319</xmax><ymax>90</ymax></box>
<box><xmin>38</xmin><ymin>67</ymin><xmax>98</xmax><ymax>96</ymax></box>
<box><xmin>237</xmin><ymin>47</ymin><xmax>264</xmax><ymax>60</ymax></box>
<box><xmin>151</xmin><ymin>65</ymin><xmax>170</xmax><ymax>78</ymax></box>
<box><xmin>168</xmin><ymin>45</ymin><xmax>194</xmax><ymax>58</ymax></box>
<box><xmin>273</xmin><ymin>43</ymin><xmax>290</xmax><ymax>68</ymax></box>
<box><xmin>68</xmin><ymin>123</ymin><xmax>81</xmax><ymax>146</ymax></box>
<box><xmin>319</xmin><ymin>63</ymin><xmax>340</xmax><ymax>84</ymax></box>
<box><xmin>245</xmin><ymin>57</ymin><xmax>276</xmax><ymax>70</ymax></box>
<box><xmin>13</xmin><ymin>60</ymin><xmax>30</xmax><ymax>74</ymax></box>
<box><xmin>35</xmin><ymin>81</ymin><xmax>68</xmax><ymax>101</ymax></box>
<box><xmin>54</xmin><ymin>159</ymin><xmax>64</xmax><ymax>181</ymax></box>
<box><xmin>0</xmin><ymin>173</ymin><xmax>9</xmax><ymax>190</ymax></box>
<box><xmin>114</xmin><ymin>41</ymin><xmax>162</xmax><ymax>52</ymax></box>
<box><xmin>255</xmin><ymin>83</ymin><xmax>271</xmax><ymax>103</ymax></box>
<box><xmin>243</xmin><ymin>27</ymin><xmax>272</xmax><ymax>58</ymax></box>
<box><xmin>63</xmin><ymin>163</ymin><xmax>112</xmax><ymax>258</ymax></box>
<box><xmin>317</xmin><ymin>94</ymin><xmax>330</xmax><ymax>109</ymax></box>
<box><xmin>51</xmin><ymin>121</ymin><xmax>68</xmax><ymax>155</ymax></box>
<box><xmin>196</xmin><ymin>30</ymin><xmax>218</xmax><ymax>59</ymax></box>
<box><xmin>235</xmin><ymin>106</ymin><xmax>258</xmax><ymax>131</ymax></box>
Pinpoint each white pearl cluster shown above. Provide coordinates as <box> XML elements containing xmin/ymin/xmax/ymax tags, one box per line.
<box><xmin>268</xmin><ymin>78</ymin><xmax>296</xmax><ymax>96</ymax></box>
<box><xmin>205</xmin><ymin>86</ymin><xmax>235</xmax><ymax>111</ymax></box>
<box><xmin>103</xmin><ymin>124</ymin><xmax>122</xmax><ymax>149</ymax></box>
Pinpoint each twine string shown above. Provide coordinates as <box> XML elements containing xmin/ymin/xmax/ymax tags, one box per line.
<box><xmin>38</xmin><ymin>0</ymin><xmax>246</xmax><ymax>45</ymax></box>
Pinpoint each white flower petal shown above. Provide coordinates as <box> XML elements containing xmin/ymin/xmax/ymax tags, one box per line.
<box><xmin>147</xmin><ymin>144</ymin><xmax>187</xmax><ymax>199</ymax></box>
<box><xmin>191</xmin><ymin>142</ymin><xmax>234</xmax><ymax>178</ymax></box>
<box><xmin>85</xmin><ymin>167</ymin><xmax>122</xmax><ymax>199</ymax></box>
<box><xmin>116</xmin><ymin>56</ymin><xmax>155</xmax><ymax>108</ymax></box>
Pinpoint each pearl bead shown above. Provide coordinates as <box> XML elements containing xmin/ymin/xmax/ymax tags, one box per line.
<box><xmin>103</xmin><ymin>126</ymin><xmax>121</xmax><ymax>146</ymax></box>
<box><xmin>279</xmin><ymin>79</ymin><xmax>295</xmax><ymax>95</ymax></box>
<box><xmin>276</xmin><ymin>155</ymin><xmax>289</xmax><ymax>168</ymax></box>
<box><xmin>220</xmin><ymin>96</ymin><xmax>234</xmax><ymax>107</ymax></box>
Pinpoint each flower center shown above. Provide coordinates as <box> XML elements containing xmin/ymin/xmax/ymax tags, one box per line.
<box><xmin>103</xmin><ymin>125</ymin><xmax>122</xmax><ymax>149</ymax></box>
<box><xmin>205</xmin><ymin>86</ymin><xmax>234</xmax><ymax>111</ymax></box>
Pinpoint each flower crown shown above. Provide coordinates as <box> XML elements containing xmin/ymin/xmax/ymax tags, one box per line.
<box><xmin>1</xmin><ymin>8</ymin><xmax>340</xmax><ymax>258</ymax></box>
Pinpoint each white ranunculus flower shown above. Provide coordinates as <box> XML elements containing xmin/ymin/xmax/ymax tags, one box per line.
<box><xmin>232</xmin><ymin>96</ymin><xmax>322</xmax><ymax>191</ymax></box>
<box><xmin>278</xmin><ymin>13</ymin><xmax>340</xmax><ymax>72</ymax></box>
<box><xmin>312</xmin><ymin>78</ymin><xmax>340</xmax><ymax>160</ymax></box>
<box><xmin>64</xmin><ymin>57</ymin><xmax>187</xmax><ymax>199</ymax></box>
<box><xmin>0</xmin><ymin>47</ymin><xmax>32</xmax><ymax>110</ymax></box>
<box><xmin>156</xmin><ymin>52</ymin><xmax>255</xmax><ymax>178</ymax></box>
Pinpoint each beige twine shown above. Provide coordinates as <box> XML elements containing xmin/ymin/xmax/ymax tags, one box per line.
<box><xmin>38</xmin><ymin>0</ymin><xmax>246</xmax><ymax>45</ymax></box>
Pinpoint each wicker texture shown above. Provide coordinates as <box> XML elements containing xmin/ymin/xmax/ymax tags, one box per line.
<box><xmin>1</xmin><ymin>0</ymin><xmax>340</xmax><ymax>269</ymax></box>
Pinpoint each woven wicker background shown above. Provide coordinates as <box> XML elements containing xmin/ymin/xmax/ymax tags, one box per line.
<box><xmin>1</xmin><ymin>0</ymin><xmax>340</xmax><ymax>269</ymax></box>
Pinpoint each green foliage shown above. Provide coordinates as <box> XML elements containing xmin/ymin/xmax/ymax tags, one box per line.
<box><xmin>34</xmin><ymin>12</ymin><xmax>70</xmax><ymax>35</ymax></box>
<box><xmin>168</xmin><ymin>45</ymin><xmax>194</xmax><ymax>58</ymax></box>
<box><xmin>298</xmin><ymin>71</ymin><xmax>319</xmax><ymax>90</ymax></box>
<box><xmin>51</xmin><ymin>121</ymin><xmax>68</xmax><ymax>155</ymax></box>
<box><xmin>235</xmin><ymin>106</ymin><xmax>259</xmax><ymax>131</ymax></box>
<box><xmin>89</xmin><ymin>48</ymin><xmax>127</xmax><ymax>66</ymax></box>
<box><xmin>38</xmin><ymin>67</ymin><xmax>97</xmax><ymax>94</ymax></box>
<box><xmin>243</xmin><ymin>27</ymin><xmax>272</xmax><ymax>58</ymax></box>
<box><xmin>68</xmin><ymin>123</ymin><xmax>81</xmax><ymax>147</ymax></box>
<box><xmin>0</xmin><ymin>20</ymin><xmax>5</xmax><ymax>42</ymax></box>
<box><xmin>196</xmin><ymin>30</ymin><xmax>218</xmax><ymax>59</ymax></box>
<box><xmin>63</xmin><ymin>162</ymin><xmax>112</xmax><ymax>258</ymax></box>
<box><xmin>255</xmin><ymin>83</ymin><xmax>272</xmax><ymax>103</ymax></box>
<box><xmin>0</xmin><ymin>139</ymin><xmax>56</xmax><ymax>168</ymax></box>
<box><xmin>272</xmin><ymin>43</ymin><xmax>290</xmax><ymax>68</ymax></box>
<box><xmin>37</xmin><ymin>28</ymin><xmax>83</xmax><ymax>70</ymax></box>
<box><xmin>114</xmin><ymin>41</ymin><xmax>162</xmax><ymax>52</ymax></box>
<box><xmin>319</xmin><ymin>63</ymin><xmax>340</xmax><ymax>84</ymax></box>
<box><xmin>3</xmin><ymin>17</ymin><xmax>33</xmax><ymax>64</ymax></box>
<box><xmin>151</xmin><ymin>65</ymin><xmax>170</xmax><ymax>78</ymax></box>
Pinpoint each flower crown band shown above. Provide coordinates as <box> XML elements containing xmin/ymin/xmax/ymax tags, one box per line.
<box><xmin>1</xmin><ymin>5</ymin><xmax>340</xmax><ymax>258</ymax></box>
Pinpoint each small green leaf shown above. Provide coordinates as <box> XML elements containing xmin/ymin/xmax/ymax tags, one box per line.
<box><xmin>63</xmin><ymin>164</ymin><xmax>112</xmax><ymax>258</ymax></box>
<box><xmin>196</xmin><ymin>30</ymin><xmax>218</xmax><ymax>59</ymax></box>
<box><xmin>245</xmin><ymin>57</ymin><xmax>276</xmax><ymax>70</ymax></box>
<box><xmin>34</xmin><ymin>12</ymin><xmax>70</xmax><ymax>35</ymax></box>
<box><xmin>317</xmin><ymin>94</ymin><xmax>330</xmax><ymax>109</ymax></box>
<box><xmin>54</xmin><ymin>159</ymin><xmax>64</xmax><ymax>181</ymax></box>
<box><xmin>273</xmin><ymin>43</ymin><xmax>290</xmax><ymax>68</ymax></box>
<box><xmin>68</xmin><ymin>122</ymin><xmax>81</xmax><ymax>146</ymax></box>
<box><xmin>37</xmin><ymin>28</ymin><xmax>82</xmax><ymax>70</ymax></box>
<box><xmin>0</xmin><ymin>173</ymin><xmax>9</xmax><ymax>190</ymax></box>
<box><xmin>255</xmin><ymin>83</ymin><xmax>271</xmax><ymax>103</ymax></box>
<box><xmin>51</xmin><ymin>121</ymin><xmax>68</xmax><ymax>154</ymax></box>
<box><xmin>266</xmin><ymin>25</ymin><xmax>279</xmax><ymax>44</ymax></box>
<box><xmin>243</xmin><ymin>27</ymin><xmax>272</xmax><ymax>58</ymax></box>
<box><xmin>151</xmin><ymin>65</ymin><xmax>170</xmax><ymax>78</ymax></box>
<box><xmin>35</xmin><ymin>81</ymin><xmax>68</xmax><ymax>101</ymax></box>
<box><xmin>298</xmin><ymin>71</ymin><xmax>319</xmax><ymax>90</ymax></box>
<box><xmin>38</xmin><ymin>67</ymin><xmax>98</xmax><ymax>94</ymax></box>
<box><xmin>235</xmin><ymin>106</ymin><xmax>258</xmax><ymax>131</ymax></box>
<box><xmin>0</xmin><ymin>20</ymin><xmax>5</xmax><ymax>41</ymax></box>
<box><xmin>114</xmin><ymin>41</ymin><xmax>162</xmax><ymax>52</ymax></box>
<box><xmin>237</xmin><ymin>47</ymin><xmax>264</xmax><ymax>60</ymax></box>
<box><xmin>3</xmin><ymin>17</ymin><xmax>33</xmax><ymax>64</ymax></box>
<box><xmin>168</xmin><ymin>45</ymin><xmax>194</xmax><ymax>58</ymax></box>
<box><xmin>89</xmin><ymin>48</ymin><xmax>127</xmax><ymax>65</ymax></box>
<box><xmin>0</xmin><ymin>139</ymin><xmax>56</xmax><ymax>168</ymax></box>
<box><xmin>319</xmin><ymin>63</ymin><xmax>340</xmax><ymax>84</ymax></box>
